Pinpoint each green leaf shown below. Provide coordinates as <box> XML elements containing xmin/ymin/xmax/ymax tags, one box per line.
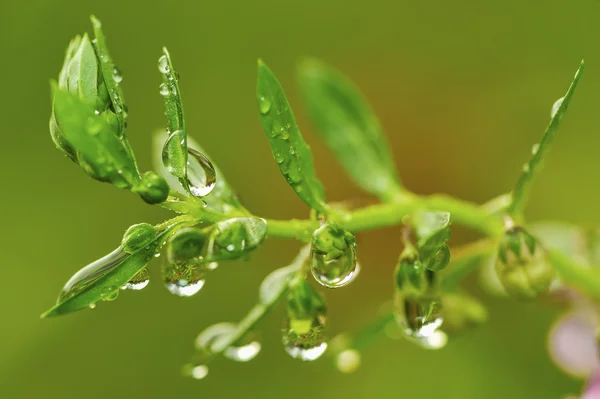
<box><xmin>256</xmin><ymin>60</ymin><xmax>329</xmax><ymax>213</ymax></box>
<box><xmin>41</xmin><ymin>222</ymin><xmax>180</xmax><ymax>317</ymax></box>
<box><xmin>90</xmin><ymin>15</ymin><xmax>127</xmax><ymax>133</ymax></box>
<box><xmin>66</xmin><ymin>34</ymin><xmax>98</xmax><ymax>105</ymax></box>
<box><xmin>52</xmin><ymin>85</ymin><xmax>140</xmax><ymax>187</ymax></box>
<box><xmin>297</xmin><ymin>58</ymin><xmax>402</xmax><ymax>201</ymax></box>
<box><xmin>508</xmin><ymin>61</ymin><xmax>584</xmax><ymax>218</ymax></box>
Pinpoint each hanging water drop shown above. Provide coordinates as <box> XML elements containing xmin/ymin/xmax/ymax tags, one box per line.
<box><xmin>195</xmin><ymin>323</ymin><xmax>262</xmax><ymax>363</ymax></box>
<box><xmin>190</xmin><ymin>365</ymin><xmax>209</xmax><ymax>380</ymax></box>
<box><xmin>159</xmin><ymin>83</ymin><xmax>170</xmax><ymax>97</ymax></box>
<box><xmin>274</xmin><ymin>152</ymin><xmax>285</xmax><ymax>164</ymax></box>
<box><xmin>531</xmin><ymin>143</ymin><xmax>540</xmax><ymax>156</ymax></box>
<box><xmin>123</xmin><ymin>267</ymin><xmax>150</xmax><ymax>291</ymax></box>
<box><xmin>162</xmin><ymin>256</ymin><xmax>207</xmax><ymax>298</ymax></box>
<box><xmin>551</xmin><ymin>96</ymin><xmax>565</xmax><ymax>118</ymax></box>
<box><xmin>259</xmin><ymin>96</ymin><xmax>271</xmax><ymax>115</ymax></box>
<box><xmin>394</xmin><ymin>294</ymin><xmax>443</xmax><ymax>338</ymax></box>
<box><xmin>310</xmin><ymin>223</ymin><xmax>359</xmax><ymax>289</ymax></box>
<box><xmin>282</xmin><ymin>280</ymin><xmax>328</xmax><ymax>361</ymax></box>
<box><xmin>112</xmin><ymin>66</ymin><xmax>123</xmax><ymax>83</ymax></box>
<box><xmin>187</xmin><ymin>147</ymin><xmax>217</xmax><ymax>197</ymax></box>
<box><xmin>158</xmin><ymin>55</ymin><xmax>170</xmax><ymax>74</ymax></box>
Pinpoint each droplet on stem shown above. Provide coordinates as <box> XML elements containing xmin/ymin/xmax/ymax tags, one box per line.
<box><xmin>187</xmin><ymin>147</ymin><xmax>217</xmax><ymax>197</ymax></box>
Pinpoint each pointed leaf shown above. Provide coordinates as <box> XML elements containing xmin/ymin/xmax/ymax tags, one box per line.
<box><xmin>256</xmin><ymin>60</ymin><xmax>329</xmax><ymax>213</ymax></box>
<box><xmin>298</xmin><ymin>58</ymin><xmax>402</xmax><ymax>200</ymax></box>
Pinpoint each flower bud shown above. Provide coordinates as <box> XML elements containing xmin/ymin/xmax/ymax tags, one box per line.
<box><xmin>121</xmin><ymin>223</ymin><xmax>157</xmax><ymax>254</ymax></box>
<box><xmin>134</xmin><ymin>172</ymin><xmax>170</xmax><ymax>204</ymax></box>
<box><xmin>495</xmin><ymin>226</ymin><xmax>554</xmax><ymax>300</ymax></box>
<box><xmin>310</xmin><ymin>223</ymin><xmax>358</xmax><ymax>289</ymax></box>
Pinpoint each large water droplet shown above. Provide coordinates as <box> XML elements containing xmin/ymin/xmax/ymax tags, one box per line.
<box><xmin>187</xmin><ymin>147</ymin><xmax>217</xmax><ymax>197</ymax></box>
<box><xmin>59</xmin><ymin>247</ymin><xmax>129</xmax><ymax>302</ymax></box>
<box><xmin>159</xmin><ymin>83</ymin><xmax>170</xmax><ymax>97</ymax></box>
<box><xmin>112</xmin><ymin>66</ymin><xmax>123</xmax><ymax>83</ymax></box>
<box><xmin>310</xmin><ymin>224</ymin><xmax>359</xmax><ymax>289</ymax></box>
<box><xmin>195</xmin><ymin>322</ymin><xmax>261</xmax><ymax>362</ymax></box>
<box><xmin>161</xmin><ymin>130</ymin><xmax>186</xmax><ymax>176</ymax></box>
<box><xmin>551</xmin><ymin>96</ymin><xmax>565</xmax><ymax>118</ymax></box>
<box><xmin>224</xmin><ymin>342</ymin><xmax>262</xmax><ymax>362</ymax></box>
<box><xmin>394</xmin><ymin>294</ymin><xmax>443</xmax><ymax>338</ymax></box>
<box><xmin>259</xmin><ymin>96</ymin><xmax>271</xmax><ymax>115</ymax></box>
<box><xmin>158</xmin><ymin>55</ymin><xmax>170</xmax><ymax>74</ymax></box>
<box><xmin>282</xmin><ymin>314</ymin><xmax>328</xmax><ymax>361</ymax></box>
<box><xmin>162</xmin><ymin>259</ymin><xmax>207</xmax><ymax>297</ymax></box>
<box><xmin>123</xmin><ymin>267</ymin><xmax>150</xmax><ymax>291</ymax></box>
<box><xmin>191</xmin><ymin>365</ymin><xmax>209</xmax><ymax>380</ymax></box>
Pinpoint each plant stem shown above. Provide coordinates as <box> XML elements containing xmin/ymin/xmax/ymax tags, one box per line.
<box><xmin>266</xmin><ymin>193</ymin><xmax>504</xmax><ymax>241</ymax></box>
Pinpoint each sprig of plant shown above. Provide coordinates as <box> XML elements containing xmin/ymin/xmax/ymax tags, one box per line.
<box><xmin>44</xmin><ymin>17</ymin><xmax>596</xmax><ymax>389</ymax></box>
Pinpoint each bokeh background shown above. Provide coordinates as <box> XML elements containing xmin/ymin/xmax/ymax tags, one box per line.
<box><xmin>2</xmin><ymin>0</ymin><xmax>600</xmax><ymax>397</ymax></box>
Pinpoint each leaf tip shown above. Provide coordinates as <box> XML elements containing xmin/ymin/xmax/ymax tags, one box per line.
<box><xmin>90</xmin><ymin>15</ymin><xmax>101</xmax><ymax>28</ymax></box>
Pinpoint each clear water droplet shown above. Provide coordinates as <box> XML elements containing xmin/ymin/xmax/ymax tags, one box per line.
<box><xmin>89</xmin><ymin>303</ymin><xmax>97</xmax><ymax>309</ymax></box>
<box><xmin>162</xmin><ymin>257</ymin><xmax>207</xmax><ymax>297</ymax></box>
<box><xmin>289</xmin><ymin>145</ymin><xmax>296</xmax><ymax>155</ymax></box>
<box><xmin>259</xmin><ymin>96</ymin><xmax>271</xmax><ymax>115</ymax></box>
<box><xmin>166</xmin><ymin>279</ymin><xmax>205</xmax><ymax>297</ymax></box>
<box><xmin>158</xmin><ymin>55</ymin><xmax>170</xmax><ymax>74</ymax></box>
<box><xmin>274</xmin><ymin>152</ymin><xmax>285</xmax><ymax>164</ymax></box>
<box><xmin>101</xmin><ymin>286</ymin><xmax>119</xmax><ymax>301</ymax></box>
<box><xmin>195</xmin><ymin>322</ymin><xmax>261</xmax><ymax>362</ymax></box>
<box><xmin>551</xmin><ymin>96</ymin><xmax>565</xmax><ymax>118</ymax></box>
<box><xmin>282</xmin><ymin>314</ymin><xmax>328</xmax><ymax>361</ymax></box>
<box><xmin>122</xmin><ymin>267</ymin><xmax>150</xmax><ymax>291</ymax></box>
<box><xmin>224</xmin><ymin>341</ymin><xmax>262</xmax><ymax>362</ymax></box>
<box><xmin>280</xmin><ymin>129</ymin><xmax>290</xmax><ymax>140</ymax></box>
<box><xmin>59</xmin><ymin>247</ymin><xmax>129</xmax><ymax>302</ymax></box>
<box><xmin>112</xmin><ymin>66</ymin><xmax>123</xmax><ymax>83</ymax></box>
<box><xmin>531</xmin><ymin>143</ymin><xmax>540</xmax><ymax>155</ymax></box>
<box><xmin>394</xmin><ymin>294</ymin><xmax>444</xmax><ymax>338</ymax></box>
<box><xmin>159</xmin><ymin>83</ymin><xmax>170</xmax><ymax>97</ymax></box>
<box><xmin>187</xmin><ymin>148</ymin><xmax>217</xmax><ymax>197</ymax></box>
<box><xmin>161</xmin><ymin>130</ymin><xmax>186</xmax><ymax>176</ymax></box>
<box><xmin>191</xmin><ymin>365</ymin><xmax>209</xmax><ymax>380</ymax></box>
<box><xmin>310</xmin><ymin>224</ymin><xmax>359</xmax><ymax>289</ymax></box>
<box><xmin>336</xmin><ymin>349</ymin><xmax>361</xmax><ymax>373</ymax></box>
<box><xmin>522</xmin><ymin>163</ymin><xmax>530</xmax><ymax>173</ymax></box>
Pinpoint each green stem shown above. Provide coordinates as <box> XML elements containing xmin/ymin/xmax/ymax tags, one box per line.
<box><xmin>266</xmin><ymin>193</ymin><xmax>504</xmax><ymax>241</ymax></box>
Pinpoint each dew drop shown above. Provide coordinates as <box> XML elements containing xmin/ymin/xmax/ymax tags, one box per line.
<box><xmin>274</xmin><ymin>152</ymin><xmax>285</xmax><ymax>164</ymax></box>
<box><xmin>166</xmin><ymin>279</ymin><xmax>205</xmax><ymax>297</ymax></box>
<box><xmin>191</xmin><ymin>365</ymin><xmax>209</xmax><ymax>380</ymax></box>
<box><xmin>282</xmin><ymin>314</ymin><xmax>328</xmax><ymax>361</ymax></box>
<box><xmin>162</xmin><ymin>258</ymin><xmax>207</xmax><ymax>297</ymax></box>
<box><xmin>280</xmin><ymin>129</ymin><xmax>290</xmax><ymax>140</ymax></box>
<box><xmin>101</xmin><ymin>286</ymin><xmax>119</xmax><ymax>301</ymax></box>
<box><xmin>531</xmin><ymin>143</ymin><xmax>540</xmax><ymax>156</ymax></box>
<box><xmin>336</xmin><ymin>349</ymin><xmax>361</xmax><ymax>373</ymax></box>
<box><xmin>122</xmin><ymin>267</ymin><xmax>150</xmax><ymax>291</ymax></box>
<box><xmin>394</xmin><ymin>294</ymin><xmax>444</xmax><ymax>339</ymax></box>
<box><xmin>89</xmin><ymin>303</ymin><xmax>97</xmax><ymax>309</ymax></box>
<box><xmin>224</xmin><ymin>341</ymin><xmax>262</xmax><ymax>362</ymax></box>
<box><xmin>112</xmin><ymin>66</ymin><xmax>123</xmax><ymax>83</ymax></box>
<box><xmin>187</xmin><ymin>147</ymin><xmax>217</xmax><ymax>197</ymax></box>
<box><xmin>551</xmin><ymin>96</ymin><xmax>565</xmax><ymax>119</ymax></box>
<box><xmin>259</xmin><ymin>96</ymin><xmax>271</xmax><ymax>115</ymax></box>
<box><xmin>158</xmin><ymin>55</ymin><xmax>170</xmax><ymax>74</ymax></box>
<box><xmin>289</xmin><ymin>145</ymin><xmax>296</xmax><ymax>155</ymax></box>
<box><xmin>310</xmin><ymin>224</ymin><xmax>359</xmax><ymax>289</ymax></box>
<box><xmin>522</xmin><ymin>163</ymin><xmax>531</xmax><ymax>173</ymax></box>
<box><xmin>159</xmin><ymin>83</ymin><xmax>170</xmax><ymax>97</ymax></box>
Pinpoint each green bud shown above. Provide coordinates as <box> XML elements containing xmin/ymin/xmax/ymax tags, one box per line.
<box><xmin>310</xmin><ymin>223</ymin><xmax>358</xmax><ymax>289</ymax></box>
<box><xmin>495</xmin><ymin>226</ymin><xmax>554</xmax><ymax>300</ymax></box>
<box><xmin>167</xmin><ymin>227</ymin><xmax>207</xmax><ymax>263</ymax></box>
<box><xmin>212</xmin><ymin>217</ymin><xmax>267</xmax><ymax>256</ymax></box>
<box><xmin>134</xmin><ymin>172</ymin><xmax>170</xmax><ymax>204</ymax></box>
<box><xmin>422</xmin><ymin>244</ymin><xmax>451</xmax><ymax>272</ymax></box>
<box><xmin>121</xmin><ymin>223</ymin><xmax>158</xmax><ymax>254</ymax></box>
<box><xmin>413</xmin><ymin>210</ymin><xmax>452</xmax><ymax>271</ymax></box>
<box><xmin>283</xmin><ymin>279</ymin><xmax>328</xmax><ymax>361</ymax></box>
<box><xmin>394</xmin><ymin>244</ymin><xmax>428</xmax><ymax>298</ymax></box>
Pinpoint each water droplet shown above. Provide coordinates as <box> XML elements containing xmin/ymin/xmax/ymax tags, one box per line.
<box><xmin>280</xmin><ymin>129</ymin><xmax>290</xmax><ymax>140</ymax></box>
<box><xmin>394</xmin><ymin>294</ymin><xmax>444</xmax><ymax>338</ymax></box>
<box><xmin>166</xmin><ymin>279</ymin><xmax>205</xmax><ymax>297</ymax></box>
<box><xmin>191</xmin><ymin>365</ymin><xmax>209</xmax><ymax>380</ymax></box>
<box><xmin>274</xmin><ymin>152</ymin><xmax>285</xmax><ymax>164</ymax></box>
<box><xmin>259</xmin><ymin>96</ymin><xmax>271</xmax><ymax>115</ymax></box>
<box><xmin>224</xmin><ymin>341</ymin><xmax>262</xmax><ymax>362</ymax></box>
<box><xmin>336</xmin><ymin>349</ymin><xmax>361</xmax><ymax>373</ymax></box>
<box><xmin>162</xmin><ymin>257</ymin><xmax>207</xmax><ymax>297</ymax></box>
<box><xmin>123</xmin><ymin>267</ymin><xmax>150</xmax><ymax>291</ymax></box>
<box><xmin>282</xmin><ymin>314</ymin><xmax>328</xmax><ymax>361</ymax></box>
<box><xmin>187</xmin><ymin>148</ymin><xmax>217</xmax><ymax>197</ymax></box>
<box><xmin>158</xmin><ymin>55</ymin><xmax>170</xmax><ymax>74</ymax></box>
<box><xmin>59</xmin><ymin>247</ymin><xmax>129</xmax><ymax>302</ymax></box>
<box><xmin>112</xmin><ymin>66</ymin><xmax>123</xmax><ymax>83</ymax></box>
<box><xmin>522</xmin><ymin>163</ymin><xmax>530</xmax><ymax>173</ymax></box>
<box><xmin>551</xmin><ymin>96</ymin><xmax>565</xmax><ymax>118</ymax></box>
<box><xmin>310</xmin><ymin>224</ymin><xmax>359</xmax><ymax>289</ymax></box>
<box><xmin>289</xmin><ymin>145</ymin><xmax>296</xmax><ymax>155</ymax></box>
<box><xmin>101</xmin><ymin>286</ymin><xmax>119</xmax><ymax>301</ymax></box>
<box><xmin>159</xmin><ymin>83</ymin><xmax>170</xmax><ymax>97</ymax></box>
<box><xmin>531</xmin><ymin>143</ymin><xmax>540</xmax><ymax>155</ymax></box>
<box><xmin>89</xmin><ymin>303</ymin><xmax>97</xmax><ymax>309</ymax></box>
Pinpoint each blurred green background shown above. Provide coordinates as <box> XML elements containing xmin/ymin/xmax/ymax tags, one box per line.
<box><xmin>2</xmin><ymin>0</ymin><xmax>600</xmax><ymax>397</ymax></box>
